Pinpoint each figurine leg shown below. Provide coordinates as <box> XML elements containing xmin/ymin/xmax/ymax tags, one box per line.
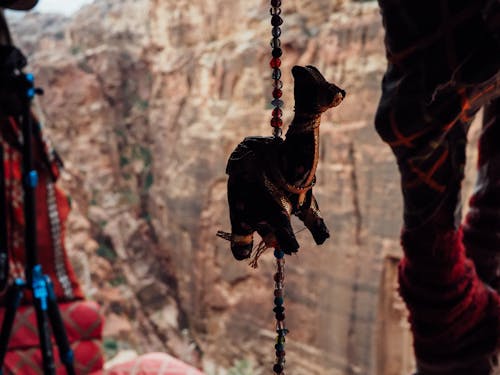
<box><xmin>250</xmin><ymin>186</ymin><xmax>298</xmax><ymax>254</ymax></box>
<box><xmin>266</xmin><ymin>209</ymin><xmax>299</xmax><ymax>254</ymax></box>
<box><xmin>296</xmin><ymin>190</ymin><xmax>329</xmax><ymax>245</ymax></box>
<box><xmin>227</xmin><ymin>177</ymin><xmax>254</xmax><ymax>260</ymax></box>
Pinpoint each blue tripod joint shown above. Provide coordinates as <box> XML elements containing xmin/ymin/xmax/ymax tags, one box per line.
<box><xmin>25</xmin><ymin>170</ymin><xmax>38</xmax><ymax>188</ymax></box>
<box><xmin>25</xmin><ymin>73</ymin><xmax>35</xmax><ymax>99</ymax></box>
<box><xmin>62</xmin><ymin>350</ymin><xmax>74</xmax><ymax>366</ymax></box>
<box><xmin>32</xmin><ymin>265</ymin><xmax>48</xmax><ymax>311</ymax></box>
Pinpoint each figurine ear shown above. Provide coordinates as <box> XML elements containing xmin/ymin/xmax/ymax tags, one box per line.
<box><xmin>305</xmin><ymin>65</ymin><xmax>326</xmax><ymax>81</ymax></box>
<box><xmin>305</xmin><ymin>65</ymin><xmax>321</xmax><ymax>74</ymax></box>
<box><xmin>292</xmin><ymin>65</ymin><xmax>311</xmax><ymax>81</ymax></box>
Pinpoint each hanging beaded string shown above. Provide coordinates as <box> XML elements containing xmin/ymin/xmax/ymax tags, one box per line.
<box><xmin>269</xmin><ymin>1</ymin><xmax>288</xmax><ymax>374</ymax></box>
<box><xmin>270</xmin><ymin>0</ymin><xmax>284</xmax><ymax>139</ymax></box>
<box><xmin>273</xmin><ymin>249</ymin><xmax>288</xmax><ymax>374</ymax></box>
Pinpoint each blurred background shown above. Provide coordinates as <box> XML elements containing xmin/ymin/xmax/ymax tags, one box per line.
<box><xmin>5</xmin><ymin>0</ymin><xmax>484</xmax><ymax>374</ymax></box>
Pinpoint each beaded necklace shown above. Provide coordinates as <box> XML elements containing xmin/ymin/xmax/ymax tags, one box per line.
<box><xmin>268</xmin><ymin>1</ymin><xmax>288</xmax><ymax>374</ymax></box>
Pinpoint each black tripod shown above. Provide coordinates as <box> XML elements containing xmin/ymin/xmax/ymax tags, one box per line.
<box><xmin>0</xmin><ymin>46</ymin><xmax>75</xmax><ymax>375</ymax></box>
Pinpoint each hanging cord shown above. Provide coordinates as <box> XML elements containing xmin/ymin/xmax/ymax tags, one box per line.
<box><xmin>273</xmin><ymin>249</ymin><xmax>288</xmax><ymax>374</ymax></box>
<box><xmin>269</xmin><ymin>1</ymin><xmax>288</xmax><ymax>374</ymax></box>
<box><xmin>270</xmin><ymin>0</ymin><xmax>284</xmax><ymax>140</ymax></box>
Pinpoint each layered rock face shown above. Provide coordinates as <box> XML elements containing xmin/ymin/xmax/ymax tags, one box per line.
<box><xmin>8</xmin><ymin>1</ymin><xmax>427</xmax><ymax>373</ymax></box>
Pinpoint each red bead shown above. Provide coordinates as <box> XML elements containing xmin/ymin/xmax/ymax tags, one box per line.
<box><xmin>272</xmin><ymin>108</ymin><xmax>283</xmax><ymax>118</ymax></box>
<box><xmin>271</xmin><ymin>118</ymin><xmax>283</xmax><ymax>128</ymax></box>
<box><xmin>273</xmin><ymin>89</ymin><xmax>283</xmax><ymax>99</ymax></box>
<box><xmin>270</xmin><ymin>57</ymin><xmax>281</xmax><ymax>69</ymax></box>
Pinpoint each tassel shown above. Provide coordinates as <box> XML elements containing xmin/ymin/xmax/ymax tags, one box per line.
<box><xmin>249</xmin><ymin>240</ymin><xmax>272</xmax><ymax>269</ymax></box>
<box><xmin>216</xmin><ymin>230</ymin><xmax>232</xmax><ymax>241</ymax></box>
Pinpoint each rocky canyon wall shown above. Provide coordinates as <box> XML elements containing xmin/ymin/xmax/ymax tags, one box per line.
<box><xmin>8</xmin><ymin>1</ymin><xmax>432</xmax><ymax>374</ymax></box>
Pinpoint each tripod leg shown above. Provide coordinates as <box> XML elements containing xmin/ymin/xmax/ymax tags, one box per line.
<box><xmin>32</xmin><ymin>265</ymin><xmax>56</xmax><ymax>375</ymax></box>
<box><xmin>0</xmin><ymin>145</ymin><xmax>9</xmax><ymax>292</ymax></box>
<box><xmin>0</xmin><ymin>279</ymin><xmax>24</xmax><ymax>372</ymax></box>
<box><xmin>45</xmin><ymin>276</ymin><xmax>75</xmax><ymax>375</ymax></box>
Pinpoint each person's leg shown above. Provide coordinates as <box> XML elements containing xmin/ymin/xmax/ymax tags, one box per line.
<box><xmin>375</xmin><ymin>0</ymin><xmax>500</xmax><ymax>371</ymax></box>
<box><xmin>376</xmin><ymin>70</ymin><xmax>500</xmax><ymax>373</ymax></box>
<box><xmin>464</xmin><ymin>98</ymin><xmax>500</xmax><ymax>292</ymax></box>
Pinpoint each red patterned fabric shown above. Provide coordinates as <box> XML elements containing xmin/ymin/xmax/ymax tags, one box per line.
<box><xmin>375</xmin><ymin>0</ymin><xmax>500</xmax><ymax>229</ymax></box>
<box><xmin>0</xmin><ymin>114</ymin><xmax>83</xmax><ymax>303</ymax></box>
<box><xmin>463</xmin><ymin>98</ymin><xmax>500</xmax><ymax>291</ymax></box>
<box><xmin>0</xmin><ymin>300</ymin><xmax>104</xmax><ymax>374</ymax></box>
<box><xmin>399</xmin><ymin>226</ymin><xmax>500</xmax><ymax>373</ymax></box>
<box><xmin>0</xmin><ymin>300</ymin><xmax>103</xmax><ymax>349</ymax></box>
<box><xmin>3</xmin><ymin>340</ymin><xmax>102</xmax><ymax>375</ymax></box>
<box><xmin>104</xmin><ymin>353</ymin><xmax>206</xmax><ymax>375</ymax></box>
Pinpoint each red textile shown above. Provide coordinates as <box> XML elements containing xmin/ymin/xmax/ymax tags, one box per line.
<box><xmin>0</xmin><ymin>115</ymin><xmax>83</xmax><ymax>303</ymax></box>
<box><xmin>399</xmin><ymin>227</ymin><xmax>500</xmax><ymax>373</ymax></box>
<box><xmin>0</xmin><ymin>300</ymin><xmax>104</xmax><ymax>374</ymax></box>
<box><xmin>0</xmin><ymin>300</ymin><xmax>103</xmax><ymax>349</ymax></box>
<box><xmin>3</xmin><ymin>340</ymin><xmax>102</xmax><ymax>375</ymax></box>
<box><xmin>375</xmin><ymin>0</ymin><xmax>500</xmax><ymax>372</ymax></box>
<box><xmin>463</xmin><ymin>98</ymin><xmax>500</xmax><ymax>291</ymax></box>
<box><xmin>103</xmin><ymin>353</ymin><xmax>206</xmax><ymax>375</ymax></box>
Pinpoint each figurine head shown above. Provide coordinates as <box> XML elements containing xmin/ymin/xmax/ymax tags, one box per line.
<box><xmin>292</xmin><ymin>65</ymin><xmax>345</xmax><ymax>114</ymax></box>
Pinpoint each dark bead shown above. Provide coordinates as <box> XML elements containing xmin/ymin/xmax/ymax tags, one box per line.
<box><xmin>274</xmin><ymin>248</ymin><xmax>285</xmax><ymax>257</ymax></box>
<box><xmin>271</xmin><ymin>98</ymin><xmax>283</xmax><ymax>107</ymax></box>
<box><xmin>270</xmin><ymin>57</ymin><xmax>281</xmax><ymax>69</ymax></box>
<box><xmin>273</xmin><ymin>127</ymin><xmax>283</xmax><ymax>138</ymax></box>
<box><xmin>274</xmin><ymin>272</ymin><xmax>283</xmax><ymax>282</ymax></box>
<box><xmin>270</xmin><ymin>38</ymin><xmax>281</xmax><ymax>49</ymax></box>
<box><xmin>271</xmin><ymin>0</ymin><xmax>281</xmax><ymax>7</ymax></box>
<box><xmin>274</xmin><ymin>296</ymin><xmax>284</xmax><ymax>306</ymax></box>
<box><xmin>274</xmin><ymin>289</ymin><xmax>283</xmax><ymax>297</ymax></box>
<box><xmin>273</xmin><ymin>364</ymin><xmax>284</xmax><ymax>373</ymax></box>
<box><xmin>271</xmin><ymin>15</ymin><xmax>283</xmax><ymax>26</ymax></box>
<box><xmin>273</xmin><ymin>306</ymin><xmax>285</xmax><ymax>313</ymax></box>
<box><xmin>271</xmin><ymin>98</ymin><xmax>284</xmax><ymax>107</ymax></box>
<box><xmin>277</xmin><ymin>328</ymin><xmax>289</xmax><ymax>335</ymax></box>
<box><xmin>276</xmin><ymin>312</ymin><xmax>285</xmax><ymax>321</ymax></box>
<box><xmin>275</xmin><ymin>343</ymin><xmax>284</xmax><ymax>351</ymax></box>
<box><xmin>273</xmin><ymin>88</ymin><xmax>283</xmax><ymax>98</ymax></box>
<box><xmin>276</xmin><ymin>350</ymin><xmax>286</xmax><ymax>358</ymax></box>
<box><xmin>272</xmin><ymin>27</ymin><xmax>281</xmax><ymax>38</ymax></box>
<box><xmin>270</xmin><ymin>7</ymin><xmax>281</xmax><ymax>15</ymax></box>
<box><xmin>272</xmin><ymin>69</ymin><xmax>281</xmax><ymax>80</ymax></box>
<box><xmin>273</xmin><ymin>80</ymin><xmax>283</xmax><ymax>89</ymax></box>
<box><xmin>272</xmin><ymin>48</ymin><xmax>283</xmax><ymax>58</ymax></box>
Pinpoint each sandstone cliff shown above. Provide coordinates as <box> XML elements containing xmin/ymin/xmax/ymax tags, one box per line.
<box><xmin>8</xmin><ymin>1</ymin><xmax>441</xmax><ymax>374</ymax></box>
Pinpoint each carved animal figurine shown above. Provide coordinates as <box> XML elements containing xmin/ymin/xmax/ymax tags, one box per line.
<box><xmin>220</xmin><ymin>65</ymin><xmax>345</xmax><ymax>261</ymax></box>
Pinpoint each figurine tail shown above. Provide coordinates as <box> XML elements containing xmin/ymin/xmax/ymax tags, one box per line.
<box><xmin>216</xmin><ymin>230</ymin><xmax>254</xmax><ymax>261</ymax></box>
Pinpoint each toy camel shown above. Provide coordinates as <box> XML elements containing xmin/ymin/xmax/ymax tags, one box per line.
<box><xmin>219</xmin><ymin>65</ymin><xmax>345</xmax><ymax>261</ymax></box>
